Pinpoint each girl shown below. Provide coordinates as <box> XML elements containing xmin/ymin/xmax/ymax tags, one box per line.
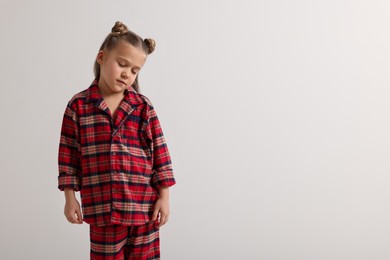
<box><xmin>58</xmin><ymin>21</ymin><xmax>176</xmax><ymax>260</ymax></box>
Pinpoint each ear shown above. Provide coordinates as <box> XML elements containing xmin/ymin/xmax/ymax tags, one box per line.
<box><xmin>96</xmin><ymin>50</ymin><xmax>104</xmax><ymax>65</ymax></box>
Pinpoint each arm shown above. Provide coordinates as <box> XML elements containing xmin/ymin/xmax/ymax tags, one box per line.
<box><xmin>144</xmin><ymin>105</ymin><xmax>176</xmax><ymax>189</ymax></box>
<box><xmin>58</xmin><ymin>103</ymin><xmax>82</xmax><ymax>191</ymax></box>
<box><xmin>144</xmin><ymin>105</ymin><xmax>176</xmax><ymax>227</ymax></box>
<box><xmin>58</xmin><ymin>103</ymin><xmax>83</xmax><ymax>224</ymax></box>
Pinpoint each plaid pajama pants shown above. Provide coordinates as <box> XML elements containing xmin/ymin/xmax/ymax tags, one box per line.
<box><xmin>89</xmin><ymin>220</ymin><xmax>160</xmax><ymax>260</ymax></box>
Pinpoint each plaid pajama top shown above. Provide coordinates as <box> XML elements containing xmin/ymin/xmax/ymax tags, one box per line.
<box><xmin>58</xmin><ymin>79</ymin><xmax>176</xmax><ymax>226</ymax></box>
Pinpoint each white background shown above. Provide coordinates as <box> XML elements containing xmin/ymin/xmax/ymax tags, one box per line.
<box><xmin>1</xmin><ymin>0</ymin><xmax>390</xmax><ymax>259</ymax></box>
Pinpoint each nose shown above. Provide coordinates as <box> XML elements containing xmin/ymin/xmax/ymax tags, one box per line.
<box><xmin>121</xmin><ymin>71</ymin><xmax>128</xmax><ymax>80</ymax></box>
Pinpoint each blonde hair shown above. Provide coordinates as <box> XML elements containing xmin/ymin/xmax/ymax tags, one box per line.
<box><xmin>93</xmin><ymin>21</ymin><xmax>156</xmax><ymax>93</ymax></box>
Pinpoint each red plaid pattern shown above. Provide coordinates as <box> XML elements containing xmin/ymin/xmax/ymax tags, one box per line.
<box><xmin>58</xmin><ymin>79</ymin><xmax>176</xmax><ymax>226</ymax></box>
<box><xmin>90</xmin><ymin>220</ymin><xmax>160</xmax><ymax>259</ymax></box>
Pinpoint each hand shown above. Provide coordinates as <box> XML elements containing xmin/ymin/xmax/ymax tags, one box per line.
<box><xmin>152</xmin><ymin>188</ymin><xmax>169</xmax><ymax>228</ymax></box>
<box><xmin>64</xmin><ymin>196</ymin><xmax>83</xmax><ymax>224</ymax></box>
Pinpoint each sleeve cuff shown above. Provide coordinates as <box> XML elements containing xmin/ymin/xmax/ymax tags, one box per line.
<box><xmin>58</xmin><ymin>173</ymin><xmax>81</xmax><ymax>191</ymax></box>
<box><xmin>151</xmin><ymin>170</ymin><xmax>176</xmax><ymax>189</ymax></box>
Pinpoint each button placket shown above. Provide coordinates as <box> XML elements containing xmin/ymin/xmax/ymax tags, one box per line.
<box><xmin>110</xmin><ymin>127</ymin><xmax>119</xmax><ymax>213</ymax></box>
<box><xmin>110</xmin><ymin>114</ymin><xmax>130</xmax><ymax>216</ymax></box>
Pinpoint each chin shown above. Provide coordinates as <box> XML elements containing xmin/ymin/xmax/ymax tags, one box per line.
<box><xmin>110</xmin><ymin>85</ymin><xmax>126</xmax><ymax>93</ymax></box>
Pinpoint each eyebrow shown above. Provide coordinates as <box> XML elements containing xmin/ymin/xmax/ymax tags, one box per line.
<box><xmin>118</xmin><ymin>57</ymin><xmax>141</xmax><ymax>70</ymax></box>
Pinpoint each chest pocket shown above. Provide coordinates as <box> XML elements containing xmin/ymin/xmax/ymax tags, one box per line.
<box><xmin>120</xmin><ymin>117</ymin><xmax>151</xmax><ymax>159</ymax></box>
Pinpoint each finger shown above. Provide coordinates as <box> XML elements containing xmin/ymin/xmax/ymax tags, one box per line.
<box><xmin>157</xmin><ymin>217</ymin><xmax>164</xmax><ymax>228</ymax></box>
<box><xmin>70</xmin><ymin>211</ymin><xmax>79</xmax><ymax>223</ymax></box>
<box><xmin>65</xmin><ymin>211</ymin><xmax>73</xmax><ymax>223</ymax></box>
<box><xmin>66</xmin><ymin>215</ymin><xmax>74</xmax><ymax>224</ymax></box>
<box><xmin>75</xmin><ymin>208</ymin><xmax>83</xmax><ymax>224</ymax></box>
<box><xmin>152</xmin><ymin>207</ymin><xmax>160</xmax><ymax>221</ymax></box>
<box><xmin>159</xmin><ymin>214</ymin><xmax>168</xmax><ymax>228</ymax></box>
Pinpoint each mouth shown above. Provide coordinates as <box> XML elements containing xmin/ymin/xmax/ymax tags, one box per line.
<box><xmin>117</xmin><ymin>80</ymin><xmax>126</xmax><ymax>86</ymax></box>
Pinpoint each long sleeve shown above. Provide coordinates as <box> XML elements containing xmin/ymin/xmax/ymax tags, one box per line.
<box><xmin>58</xmin><ymin>102</ymin><xmax>82</xmax><ymax>191</ymax></box>
<box><xmin>144</xmin><ymin>105</ymin><xmax>176</xmax><ymax>189</ymax></box>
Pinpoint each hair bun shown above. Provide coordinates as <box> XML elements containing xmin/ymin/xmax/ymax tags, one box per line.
<box><xmin>111</xmin><ymin>21</ymin><xmax>128</xmax><ymax>36</ymax></box>
<box><xmin>144</xmin><ymin>38</ymin><xmax>156</xmax><ymax>54</ymax></box>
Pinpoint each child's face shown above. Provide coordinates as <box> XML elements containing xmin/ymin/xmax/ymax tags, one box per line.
<box><xmin>96</xmin><ymin>40</ymin><xmax>147</xmax><ymax>95</ymax></box>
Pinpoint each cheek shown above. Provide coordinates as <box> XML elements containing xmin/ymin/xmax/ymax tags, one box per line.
<box><xmin>110</xmin><ymin>64</ymin><xmax>121</xmax><ymax>75</ymax></box>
